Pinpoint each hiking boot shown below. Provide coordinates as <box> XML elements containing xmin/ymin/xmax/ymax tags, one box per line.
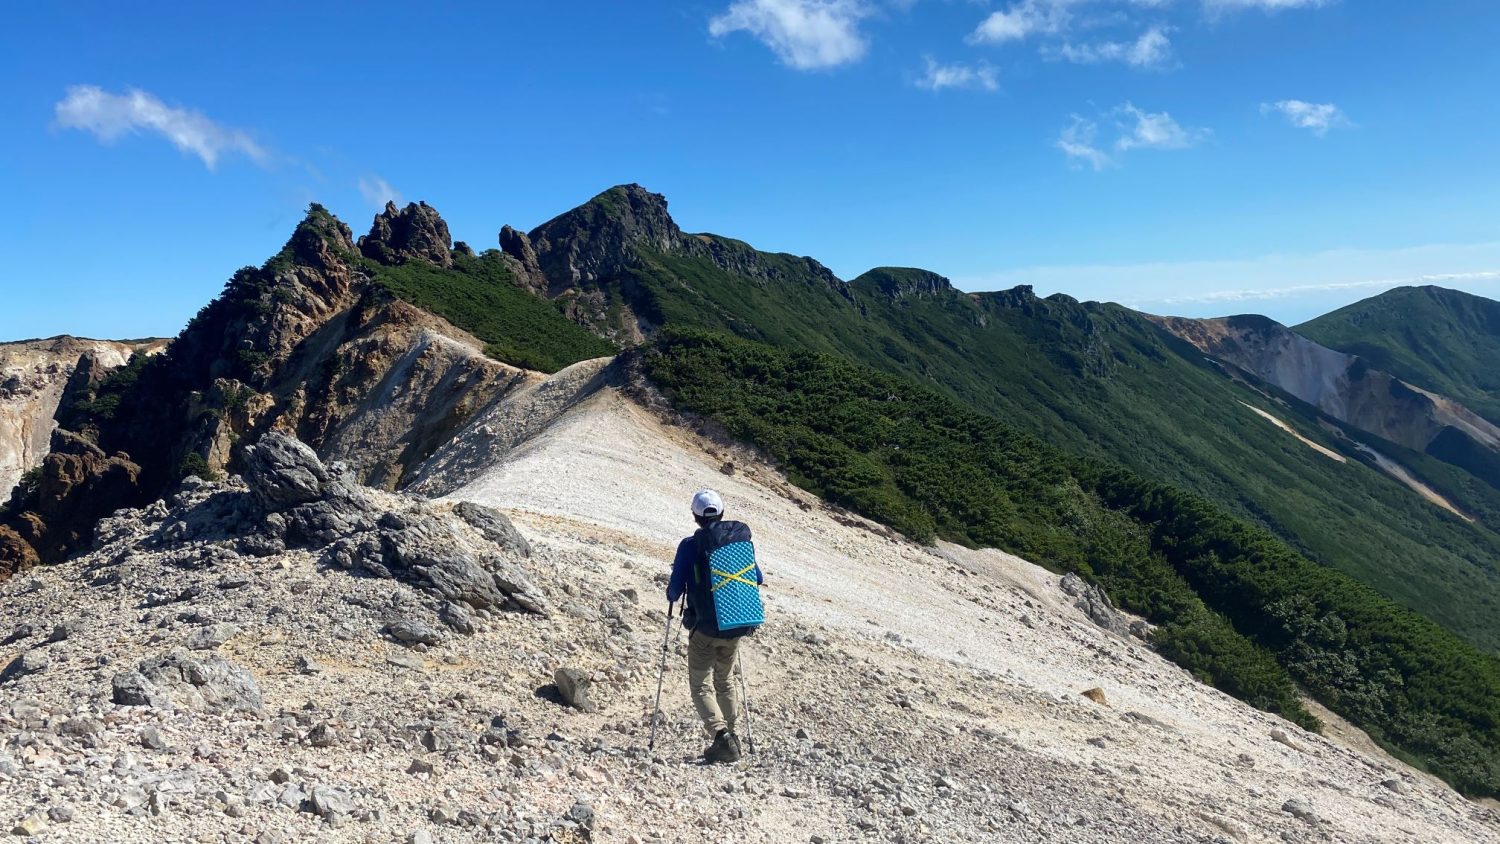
<box><xmin>704</xmin><ymin>729</ymin><xmax>740</xmax><ymax>764</ymax></box>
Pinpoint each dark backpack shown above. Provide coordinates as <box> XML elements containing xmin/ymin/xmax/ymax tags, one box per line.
<box><xmin>683</xmin><ymin>520</ymin><xmax>764</xmax><ymax>638</ymax></box>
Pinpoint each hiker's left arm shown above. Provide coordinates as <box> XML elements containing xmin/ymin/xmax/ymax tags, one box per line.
<box><xmin>667</xmin><ymin>539</ymin><xmax>692</xmax><ymax>603</ymax></box>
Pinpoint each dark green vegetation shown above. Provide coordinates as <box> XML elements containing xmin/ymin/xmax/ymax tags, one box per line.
<box><xmin>646</xmin><ymin>329</ymin><xmax>1500</xmax><ymax>797</ymax></box>
<box><xmin>367</xmin><ymin>251</ymin><xmax>615</xmax><ymax>373</ymax></box>
<box><xmin>605</xmin><ymin>248</ymin><xmax>1500</xmax><ymax>652</ymax></box>
<box><xmin>1300</xmin><ymin>286</ymin><xmax>1500</xmax><ymax>425</ymax></box>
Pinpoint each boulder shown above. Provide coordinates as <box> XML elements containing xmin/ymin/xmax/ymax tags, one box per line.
<box><xmin>308</xmin><ymin>785</ymin><xmax>354</xmax><ymax>818</ymax></box>
<box><xmin>554</xmin><ymin>666</ymin><xmax>596</xmax><ymax>713</ymax></box>
<box><xmin>283</xmin><ymin>487</ymin><xmax>379</xmax><ymax>545</ymax></box>
<box><xmin>242</xmin><ymin>433</ymin><xmax>331</xmax><ymax>509</ymax></box>
<box><xmin>0</xmin><ymin>649</ymin><xmax>49</xmax><ymax>684</ymax></box>
<box><xmin>439</xmin><ymin>601</ymin><xmax>477</xmax><ymax>634</ymax></box>
<box><xmin>112</xmin><ymin>651</ymin><xmax>263</xmax><ymax>713</ymax></box>
<box><xmin>387</xmin><ymin>619</ymin><xmax>442</xmax><ymax>646</ymax></box>
<box><xmin>186</xmin><ymin>622</ymin><xmax>240</xmax><ymax>650</ymax></box>
<box><xmin>333</xmin><ymin>510</ymin><xmax>549</xmax><ymax>616</ymax></box>
<box><xmin>453</xmin><ymin>501</ymin><xmax>532</xmax><ymax>557</ymax></box>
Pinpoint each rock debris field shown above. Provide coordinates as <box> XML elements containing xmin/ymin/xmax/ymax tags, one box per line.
<box><xmin>2</xmin><ymin>383</ymin><xmax>1499</xmax><ymax>843</ymax></box>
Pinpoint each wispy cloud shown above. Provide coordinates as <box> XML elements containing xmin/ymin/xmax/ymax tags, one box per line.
<box><xmin>1260</xmin><ymin>100</ymin><xmax>1352</xmax><ymax>136</ymax></box>
<box><xmin>1057</xmin><ymin>115</ymin><xmax>1113</xmax><ymax>170</ymax></box>
<box><xmin>709</xmin><ymin>0</ymin><xmax>870</xmax><ymax>69</ymax></box>
<box><xmin>54</xmin><ymin>85</ymin><xmax>268</xmax><ymax>170</ymax></box>
<box><xmin>969</xmin><ymin>0</ymin><xmax>1070</xmax><ymax>44</ymax></box>
<box><xmin>1056</xmin><ymin>103</ymin><xmax>1206</xmax><ymax>169</ymax></box>
<box><xmin>1052</xmin><ymin>26</ymin><xmax>1173</xmax><ymax>68</ymax></box>
<box><xmin>358</xmin><ymin>175</ymin><xmax>402</xmax><ymax>209</ymax></box>
<box><xmin>1114</xmin><ymin>102</ymin><xmax>1207</xmax><ymax>151</ymax></box>
<box><xmin>915</xmin><ymin>57</ymin><xmax>999</xmax><ymax>91</ymax></box>
<box><xmin>1205</xmin><ymin>0</ymin><xmax>1328</xmax><ymax>12</ymax></box>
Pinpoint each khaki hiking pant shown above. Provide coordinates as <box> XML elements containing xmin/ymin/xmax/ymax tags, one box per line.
<box><xmin>686</xmin><ymin>630</ymin><xmax>743</xmax><ymax>737</ymax></box>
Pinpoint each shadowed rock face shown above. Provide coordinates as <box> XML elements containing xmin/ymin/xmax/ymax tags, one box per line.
<box><xmin>0</xmin><ymin>336</ymin><xmax>166</xmax><ymax>497</ymax></box>
<box><xmin>359</xmin><ymin>201</ymin><xmax>452</xmax><ymax>266</ymax></box>
<box><xmin>499</xmin><ymin>225</ymin><xmax>547</xmax><ymax>295</ymax></box>
<box><xmin>528</xmin><ymin>184</ymin><xmax>684</xmax><ymax>290</ymax></box>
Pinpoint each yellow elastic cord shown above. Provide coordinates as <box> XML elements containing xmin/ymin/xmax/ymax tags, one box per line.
<box><xmin>710</xmin><ymin>562</ymin><xmax>758</xmax><ymax>592</ymax></box>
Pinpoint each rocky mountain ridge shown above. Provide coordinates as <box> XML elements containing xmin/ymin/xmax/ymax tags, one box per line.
<box><xmin>0</xmin><ymin>202</ymin><xmax>577</xmax><ymax>581</ymax></box>
<box><xmin>506</xmin><ymin>186</ymin><xmax>1500</xmax><ymax>654</ymax></box>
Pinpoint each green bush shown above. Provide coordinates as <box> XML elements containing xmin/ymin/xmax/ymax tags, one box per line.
<box><xmin>175</xmin><ymin>452</ymin><xmax>219</xmax><ymax>482</ymax></box>
<box><xmin>368</xmin><ymin>251</ymin><xmax>616</xmax><ymax>373</ymax></box>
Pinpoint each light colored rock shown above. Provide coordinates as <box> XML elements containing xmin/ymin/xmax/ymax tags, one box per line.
<box><xmin>553</xmin><ymin>666</ymin><xmax>595</xmax><ymax>712</ymax></box>
<box><xmin>0</xmin><ymin>336</ymin><xmax>164</xmax><ymax>495</ymax></box>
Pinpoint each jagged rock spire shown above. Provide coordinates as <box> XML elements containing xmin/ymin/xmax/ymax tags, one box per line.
<box><xmin>359</xmin><ymin>201</ymin><xmax>452</xmax><ymax>267</ymax></box>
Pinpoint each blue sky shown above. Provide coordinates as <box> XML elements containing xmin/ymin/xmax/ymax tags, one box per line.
<box><xmin>2</xmin><ymin>0</ymin><xmax>1498</xmax><ymax>340</ymax></box>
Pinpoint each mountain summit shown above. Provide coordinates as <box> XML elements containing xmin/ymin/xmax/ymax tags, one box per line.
<box><xmin>1298</xmin><ymin>285</ymin><xmax>1500</xmax><ymax>425</ymax></box>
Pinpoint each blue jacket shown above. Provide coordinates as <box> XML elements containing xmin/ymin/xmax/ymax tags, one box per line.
<box><xmin>668</xmin><ymin>520</ymin><xmax>763</xmax><ymax>636</ymax></box>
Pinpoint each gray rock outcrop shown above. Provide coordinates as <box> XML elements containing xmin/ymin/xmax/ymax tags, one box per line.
<box><xmin>1060</xmin><ymin>573</ymin><xmax>1133</xmax><ymax>638</ymax></box>
<box><xmin>242</xmin><ymin>435</ymin><xmax>331</xmax><ymax>509</ymax></box>
<box><xmin>360</xmin><ymin>201</ymin><xmax>453</xmax><ymax>266</ymax></box>
<box><xmin>112</xmin><ymin>651</ymin><xmax>263</xmax><ymax>713</ymax></box>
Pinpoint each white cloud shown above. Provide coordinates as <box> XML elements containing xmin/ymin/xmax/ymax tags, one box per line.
<box><xmin>969</xmin><ymin>0</ymin><xmax>1071</xmax><ymax>44</ymax></box>
<box><xmin>1053</xmin><ymin>25</ymin><xmax>1173</xmax><ymax>67</ymax></box>
<box><xmin>358</xmin><ymin>176</ymin><xmax>402</xmax><ymax>209</ymax></box>
<box><xmin>915</xmin><ymin>57</ymin><xmax>999</xmax><ymax>91</ymax></box>
<box><xmin>1205</xmin><ymin>0</ymin><xmax>1326</xmax><ymax>11</ymax></box>
<box><xmin>1261</xmin><ymin>100</ymin><xmax>1352</xmax><ymax>136</ymax></box>
<box><xmin>1113</xmin><ymin>102</ymin><xmax>1206</xmax><ymax>150</ymax></box>
<box><xmin>54</xmin><ymin>85</ymin><xmax>267</xmax><ymax>170</ymax></box>
<box><xmin>709</xmin><ymin>0</ymin><xmax>869</xmax><ymax>69</ymax></box>
<box><xmin>1055</xmin><ymin>102</ymin><xmax>1206</xmax><ymax>168</ymax></box>
<box><xmin>1057</xmin><ymin>115</ymin><xmax>1113</xmax><ymax>170</ymax></box>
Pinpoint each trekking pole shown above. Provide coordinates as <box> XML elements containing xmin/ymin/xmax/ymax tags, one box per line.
<box><xmin>648</xmin><ymin>601</ymin><xmax>675</xmax><ymax>753</ymax></box>
<box><xmin>736</xmin><ymin>647</ymin><xmax>755</xmax><ymax>755</ymax></box>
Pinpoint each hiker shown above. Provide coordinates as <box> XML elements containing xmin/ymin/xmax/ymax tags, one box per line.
<box><xmin>667</xmin><ymin>488</ymin><xmax>765</xmax><ymax>764</ymax></box>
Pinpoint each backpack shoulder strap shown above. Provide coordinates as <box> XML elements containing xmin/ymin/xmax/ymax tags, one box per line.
<box><xmin>691</xmin><ymin>527</ymin><xmax>712</xmax><ymax>585</ymax></box>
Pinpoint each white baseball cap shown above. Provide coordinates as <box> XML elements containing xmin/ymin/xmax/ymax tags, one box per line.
<box><xmin>691</xmin><ymin>489</ymin><xmax>725</xmax><ymax>518</ymax></box>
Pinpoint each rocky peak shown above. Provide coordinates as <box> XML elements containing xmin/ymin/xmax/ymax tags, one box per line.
<box><xmin>984</xmin><ymin>285</ymin><xmax>1038</xmax><ymax>309</ymax></box>
<box><xmin>499</xmin><ymin>225</ymin><xmax>547</xmax><ymax>295</ymax></box>
<box><xmin>359</xmin><ymin>201</ymin><xmax>452</xmax><ymax>267</ymax></box>
<box><xmin>285</xmin><ymin>204</ymin><xmax>356</xmax><ymax>272</ymax></box>
<box><xmin>852</xmin><ymin>267</ymin><xmax>955</xmax><ymax>301</ymax></box>
<box><xmin>527</xmin><ymin>185</ymin><xmax>683</xmax><ymax>290</ymax></box>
